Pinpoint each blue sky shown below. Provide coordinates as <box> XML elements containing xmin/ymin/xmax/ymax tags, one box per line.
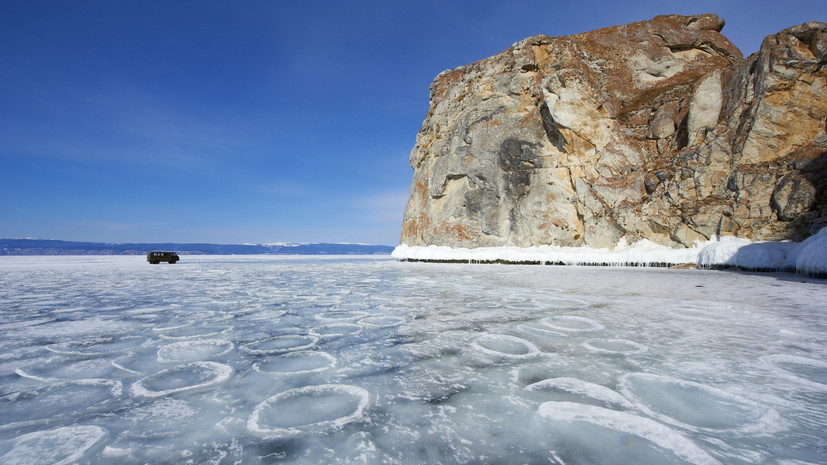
<box><xmin>2</xmin><ymin>1</ymin><xmax>824</xmax><ymax>246</ymax></box>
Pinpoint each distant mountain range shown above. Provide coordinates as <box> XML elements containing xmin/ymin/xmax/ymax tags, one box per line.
<box><xmin>0</xmin><ymin>239</ymin><xmax>394</xmax><ymax>256</ymax></box>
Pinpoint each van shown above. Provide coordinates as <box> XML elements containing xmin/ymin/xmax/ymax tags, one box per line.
<box><xmin>147</xmin><ymin>251</ymin><xmax>180</xmax><ymax>264</ymax></box>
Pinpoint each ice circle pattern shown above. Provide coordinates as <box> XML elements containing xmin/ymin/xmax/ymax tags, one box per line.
<box><xmin>618</xmin><ymin>373</ymin><xmax>781</xmax><ymax>434</ymax></box>
<box><xmin>668</xmin><ymin>307</ymin><xmax>726</xmax><ymax>321</ymax></box>
<box><xmin>516</xmin><ymin>323</ymin><xmax>569</xmax><ymax>339</ymax></box>
<box><xmin>131</xmin><ymin>361</ymin><xmax>233</xmax><ymax>397</ymax></box>
<box><xmin>526</xmin><ymin>377</ymin><xmax>635</xmax><ymax>410</ymax></box>
<box><xmin>543</xmin><ymin>297</ymin><xmax>591</xmax><ymax>309</ymax></box>
<box><xmin>470</xmin><ymin>299</ymin><xmax>503</xmax><ymax>309</ymax></box>
<box><xmin>541</xmin><ymin>315</ymin><xmax>605</xmax><ymax>332</ymax></box>
<box><xmin>254</xmin><ymin>350</ymin><xmax>337</xmax><ymax>374</ymax></box>
<box><xmin>504</xmin><ymin>299</ymin><xmax>546</xmax><ymax>310</ymax></box>
<box><xmin>359</xmin><ymin>315</ymin><xmax>406</xmax><ymax>328</ymax></box>
<box><xmin>315</xmin><ymin>311</ymin><xmax>369</xmax><ymax>321</ymax></box>
<box><xmin>583</xmin><ymin>338</ymin><xmax>648</xmax><ymax>355</ymax></box>
<box><xmin>45</xmin><ymin>336</ymin><xmax>146</xmax><ymax>355</ymax></box>
<box><xmin>248</xmin><ymin>384</ymin><xmax>370</xmax><ymax>438</ymax></box>
<box><xmin>15</xmin><ymin>358</ymin><xmax>117</xmax><ymax>382</ymax></box>
<box><xmin>157</xmin><ymin>339</ymin><xmax>234</xmax><ymax>362</ymax></box>
<box><xmin>240</xmin><ymin>335</ymin><xmax>319</xmax><ymax>354</ymax></box>
<box><xmin>536</xmin><ymin>402</ymin><xmax>721</xmax><ymax>465</ymax></box>
<box><xmin>471</xmin><ymin>334</ymin><xmax>541</xmax><ymax>359</ymax></box>
<box><xmin>151</xmin><ymin>321</ymin><xmax>195</xmax><ymax>332</ymax></box>
<box><xmin>0</xmin><ymin>425</ymin><xmax>109</xmax><ymax>465</ymax></box>
<box><xmin>760</xmin><ymin>354</ymin><xmax>827</xmax><ymax>391</ymax></box>
<box><xmin>236</xmin><ymin>309</ymin><xmax>287</xmax><ymax>321</ymax></box>
<box><xmin>310</xmin><ymin>323</ymin><xmax>362</xmax><ymax>338</ymax></box>
<box><xmin>157</xmin><ymin>326</ymin><xmax>233</xmax><ymax>340</ymax></box>
<box><xmin>1</xmin><ymin>379</ymin><xmax>123</xmax><ymax>427</ymax></box>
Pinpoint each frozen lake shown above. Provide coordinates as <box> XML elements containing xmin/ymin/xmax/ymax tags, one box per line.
<box><xmin>1</xmin><ymin>255</ymin><xmax>825</xmax><ymax>464</ymax></box>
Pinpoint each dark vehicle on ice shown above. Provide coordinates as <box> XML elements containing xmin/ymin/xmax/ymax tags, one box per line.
<box><xmin>147</xmin><ymin>251</ymin><xmax>179</xmax><ymax>264</ymax></box>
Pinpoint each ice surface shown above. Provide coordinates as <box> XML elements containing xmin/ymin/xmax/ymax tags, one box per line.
<box><xmin>526</xmin><ymin>377</ymin><xmax>636</xmax><ymax>410</ymax></box>
<box><xmin>0</xmin><ymin>425</ymin><xmax>109</xmax><ymax>465</ymax></box>
<box><xmin>583</xmin><ymin>338</ymin><xmax>648</xmax><ymax>355</ymax></box>
<box><xmin>536</xmin><ymin>402</ymin><xmax>721</xmax><ymax>465</ymax></box>
<box><xmin>0</xmin><ymin>255</ymin><xmax>825</xmax><ymax>464</ymax></box>
<box><xmin>542</xmin><ymin>315</ymin><xmax>606</xmax><ymax>332</ymax></box>
<box><xmin>253</xmin><ymin>350</ymin><xmax>337</xmax><ymax>375</ymax></box>
<box><xmin>248</xmin><ymin>384</ymin><xmax>370</xmax><ymax>438</ymax></box>
<box><xmin>156</xmin><ymin>339</ymin><xmax>234</xmax><ymax>362</ymax></box>
<box><xmin>470</xmin><ymin>334</ymin><xmax>541</xmax><ymax>359</ymax></box>
<box><xmin>759</xmin><ymin>355</ymin><xmax>827</xmax><ymax>391</ymax></box>
<box><xmin>240</xmin><ymin>335</ymin><xmax>319</xmax><ymax>354</ymax></box>
<box><xmin>316</xmin><ymin>310</ymin><xmax>369</xmax><ymax>321</ymax></box>
<box><xmin>309</xmin><ymin>323</ymin><xmax>363</xmax><ymax>338</ymax></box>
<box><xmin>618</xmin><ymin>373</ymin><xmax>783</xmax><ymax>435</ymax></box>
<box><xmin>131</xmin><ymin>361</ymin><xmax>233</xmax><ymax>397</ymax></box>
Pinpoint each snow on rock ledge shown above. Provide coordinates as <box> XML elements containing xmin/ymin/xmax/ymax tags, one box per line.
<box><xmin>393</xmin><ymin>239</ymin><xmax>707</xmax><ymax>267</ymax></box>
<box><xmin>393</xmin><ymin>228</ymin><xmax>827</xmax><ymax>276</ymax></box>
<box><xmin>795</xmin><ymin>229</ymin><xmax>827</xmax><ymax>275</ymax></box>
<box><xmin>697</xmin><ymin>228</ymin><xmax>827</xmax><ymax>276</ymax></box>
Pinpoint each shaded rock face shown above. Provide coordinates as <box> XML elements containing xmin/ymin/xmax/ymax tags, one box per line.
<box><xmin>400</xmin><ymin>14</ymin><xmax>827</xmax><ymax>249</ymax></box>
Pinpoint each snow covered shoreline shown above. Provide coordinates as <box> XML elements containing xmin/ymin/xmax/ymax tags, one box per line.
<box><xmin>392</xmin><ymin>228</ymin><xmax>827</xmax><ymax>276</ymax></box>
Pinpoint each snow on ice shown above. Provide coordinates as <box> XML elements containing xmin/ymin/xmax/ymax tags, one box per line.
<box><xmin>393</xmin><ymin>227</ymin><xmax>827</xmax><ymax>275</ymax></box>
<box><xmin>0</xmin><ymin>255</ymin><xmax>825</xmax><ymax>464</ymax></box>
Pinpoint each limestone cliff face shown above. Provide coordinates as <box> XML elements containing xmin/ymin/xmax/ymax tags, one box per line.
<box><xmin>400</xmin><ymin>14</ymin><xmax>827</xmax><ymax>249</ymax></box>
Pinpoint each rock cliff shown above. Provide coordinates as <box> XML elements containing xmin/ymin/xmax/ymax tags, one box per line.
<box><xmin>399</xmin><ymin>14</ymin><xmax>827</xmax><ymax>250</ymax></box>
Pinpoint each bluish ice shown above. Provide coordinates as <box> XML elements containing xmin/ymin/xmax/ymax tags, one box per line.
<box><xmin>0</xmin><ymin>255</ymin><xmax>825</xmax><ymax>464</ymax></box>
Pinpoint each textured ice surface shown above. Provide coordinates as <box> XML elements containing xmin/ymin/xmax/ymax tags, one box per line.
<box><xmin>0</xmin><ymin>255</ymin><xmax>826</xmax><ymax>464</ymax></box>
<box><xmin>131</xmin><ymin>361</ymin><xmax>233</xmax><ymax>397</ymax></box>
<box><xmin>0</xmin><ymin>425</ymin><xmax>108</xmax><ymax>465</ymax></box>
<box><xmin>248</xmin><ymin>384</ymin><xmax>370</xmax><ymax>438</ymax></box>
<box><xmin>254</xmin><ymin>350</ymin><xmax>337</xmax><ymax>375</ymax></box>
<box><xmin>583</xmin><ymin>338</ymin><xmax>648</xmax><ymax>355</ymax></box>
<box><xmin>156</xmin><ymin>339</ymin><xmax>234</xmax><ymax>362</ymax></box>
<box><xmin>240</xmin><ymin>335</ymin><xmax>319</xmax><ymax>354</ymax></box>
<box><xmin>536</xmin><ymin>402</ymin><xmax>721</xmax><ymax>465</ymax></box>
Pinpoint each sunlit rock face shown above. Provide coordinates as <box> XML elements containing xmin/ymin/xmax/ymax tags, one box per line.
<box><xmin>400</xmin><ymin>14</ymin><xmax>827</xmax><ymax>249</ymax></box>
